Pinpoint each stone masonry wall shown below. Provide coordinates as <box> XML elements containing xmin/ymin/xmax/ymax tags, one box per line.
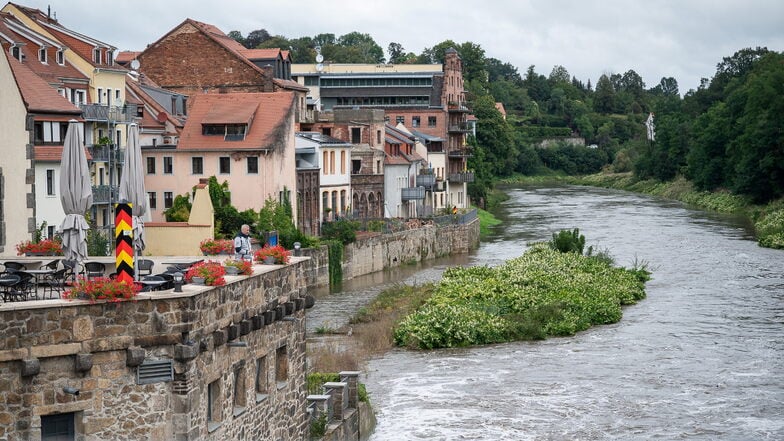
<box><xmin>342</xmin><ymin>217</ymin><xmax>480</xmax><ymax>280</ymax></box>
<box><xmin>0</xmin><ymin>259</ymin><xmax>312</xmax><ymax>441</ymax></box>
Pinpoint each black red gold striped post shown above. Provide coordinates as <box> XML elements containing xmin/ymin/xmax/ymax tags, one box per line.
<box><xmin>115</xmin><ymin>202</ymin><xmax>134</xmax><ymax>283</ymax></box>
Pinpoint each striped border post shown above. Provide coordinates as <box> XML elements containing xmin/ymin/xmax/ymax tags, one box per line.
<box><xmin>115</xmin><ymin>202</ymin><xmax>134</xmax><ymax>283</ymax></box>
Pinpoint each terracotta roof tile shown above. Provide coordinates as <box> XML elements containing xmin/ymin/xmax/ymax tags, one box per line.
<box><xmin>4</xmin><ymin>49</ymin><xmax>81</xmax><ymax>114</ymax></box>
<box><xmin>34</xmin><ymin>145</ymin><xmax>92</xmax><ymax>162</ymax></box>
<box><xmin>178</xmin><ymin>92</ymin><xmax>294</xmax><ymax>151</ymax></box>
<box><xmin>238</xmin><ymin>48</ymin><xmax>280</xmax><ymax>59</ymax></box>
<box><xmin>117</xmin><ymin>51</ymin><xmax>140</xmax><ymax>64</ymax></box>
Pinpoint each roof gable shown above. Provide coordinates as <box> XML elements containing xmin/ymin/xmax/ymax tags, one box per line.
<box><xmin>4</xmin><ymin>48</ymin><xmax>81</xmax><ymax>114</ymax></box>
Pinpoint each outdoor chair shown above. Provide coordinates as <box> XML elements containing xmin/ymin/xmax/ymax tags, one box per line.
<box><xmin>3</xmin><ymin>262</ymin><xmax>25</xmax><ymax>272</ymax></box>
<box><xmin>84</xmin><ymin>262</ymin><xmax>106</xmax><ymax>280</ymax></box>
<box><xmin>42</xmin><ymin>259</ymin><xmax>60</xmax><ymax>271</ymax></box>
<box><xmin>140</xmin><ymin>275</ymin><xmax>167</xmax><ymax>292</ymax></box>
<box><xmin>5</xmin><ymin>271</ymin><xmax>35</xmax><ymax>301</ymax></box>
<box><xmin>40</xmin><ymin>269</ymin><xmax>69</xmax><ymax>299</ymax></box>
<box><xmin>137</xmin><ymin>259</ymin><xmax>154</xmax><ymax>277</ymax></box>
<box><xmin>62</xmin><ymin>260</ymin><xmax>83</xmax><ymax>283</ymax></box>
<box><xmin>0</xmin><ymin>273</ymin><xmax>22</xmax><ymax>302</ymax></box>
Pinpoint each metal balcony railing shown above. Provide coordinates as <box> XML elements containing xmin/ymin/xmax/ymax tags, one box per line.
<box><xmin>447</xmin><ymin>123</ymin><xmax>472</xmax><ymax>133</ymax></box>
<box><xmin>401</xmin><ymin>186</ymin><xmax>425</xmax><ymax>201</ymax></box>
<box><xmin>87</xmin><ymin>145</ymin><xmax>125</xmax><ymax>163</ymax></box>
<box><xmin>447</xmin><ymin>102</ymin><xmax>470</xmax><ymax>113</ymax></box>
<box><xmin>416</xmin><ymin>173</ymin><xmax>436</xmax><ymax>188</ymax></box>
<box><xmin>92</xmin><ymin>185</ymin><xmax>118</xmax><ymax>204</ymax></box>
<box><xmin>448</xmin><ymin>171</ymin><xmax>475</xmax><ymax>183</ymax></box>
<box><xmin>79</xmin><ymin>103</ymin><xmax>138</xmax><ymax>123</ymax></box>
<box><xmin>448</xmin><ymin>147</ymin><xmax>473</xmax><ymax>158</ymax></box>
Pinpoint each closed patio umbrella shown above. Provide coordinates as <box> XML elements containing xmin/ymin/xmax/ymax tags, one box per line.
<box><xmin>118</xmin><ymin>123</ymin><xmax>147</xmax><ymax>280</ymax></box>
<box><xmin>58</xmin><ymin>120</ymin><xmax>93</xmax><ymax>262</ymax></box>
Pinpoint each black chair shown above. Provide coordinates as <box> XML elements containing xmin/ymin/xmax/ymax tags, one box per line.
<box><xmin>154</xmin><ymin>273</ymin><xmax>175</xmax><ymax>290</ymax></box>
<box><xmin>3</xmin><ymin>262</ymin><xmax>25</xmax><ymax>272</ymax></box>
<box><xmin>62</xmin><ymin>260</ymin><xmax>83</xmax><ymax>283</ymax></box>
<box><xmin>6</xmin><ymin>271</ymin><xmax>35</xmax><ymax>301</ymax></box>
<box><xmin>137</xmin><ymin>259</ymin><xmax>154</xmax><ymax>277</ymax></box>
<box><xmin>84</xmin><ymin>262</ymin><xmax>106</xmax><ymax>279</ymax></box>
<box><xmin>40</xmin><ymin>268</ymin><xmax>69</xmax><ymax>299</ymax></box>
<box><xmin>42</xmin><ymin>259</ymin><xmax>60</xmax><ymax>271</ymax></box>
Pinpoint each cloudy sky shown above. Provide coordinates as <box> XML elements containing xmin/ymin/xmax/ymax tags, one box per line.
<box><xmin>13</xmin><ymin>0</ymin><xmax>783</xmax><ymax>93</ymax></box>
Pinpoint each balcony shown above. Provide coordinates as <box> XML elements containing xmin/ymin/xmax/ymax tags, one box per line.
<box><xmin>447</xmin><ymin>123</ymin><xmax>472</xmax><ymax>133</ymax></box>
<box><xmin>448</xmin><ymin>172</ymin><xmax>475</xmax><ymax>183</ymax></box>
<box><xmin>87</xmin><ymin>145</ymin><xmax>125</xmax><ymax>163</ymax></box>
<box><xmin>447</xmin><ymin>102</ymin><xmax>471</xmax><ymax>113</ymax></box>
<box><xmin>401</xmin><ymin>186</ymin><xmax>425</xmax><ymax>201</ymax></box>
<box><xmin>79</xmin><ymin>103</ymin><xmax>138</xmax><ymax>123</ymax></box>
<box><xmin>92</xmin><ymin>185</ymin><xmax>118</xmax><ymax>204</ymax></box>
<box><xmin>416</xmin><ymin>173</ymin><xmax>436</xmax><ymax>188</ymax></box>
<box><xmin>448</xmin><ymin>147</ymin><xmax>473</xmax><ymax>158</ymax></box>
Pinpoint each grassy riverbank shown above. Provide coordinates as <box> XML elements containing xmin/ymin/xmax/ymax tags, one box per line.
<box><xmin>501</xmin><ymin>173</ymin><xmax>784</xmax><ymax>249</ymax></box>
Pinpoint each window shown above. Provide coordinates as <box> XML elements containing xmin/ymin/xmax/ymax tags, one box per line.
<box><xmin>376</xmin><ymin>160</ymin><xmax>381</xmax><ymax>174</ymax></box>
<box><xmin>107</xmin><ymin>50</ymin><xmax>113</xmax><ymax>66</ymax></box>
<box><xmin>163</xmin><ymin>157</ymin><xmax>173</xmax><ymax>174</ymax></box>
<box><xmin>321</xmin><ymin>127</ymin><xmax>331</xmax><ymax>136</ymax></box>
<box><xmin>304</xmin><ymin>76</ymin><xmax>319</xmax><ymax>86</ymax></box>
<box><xmin>352</xmin><ymin>159</ymin><xmax>361</xmax><ymax>174</ymax></box>
<box><xmin>331</xmin><ymin>191</ymin><xmax>337</xmax><ymax>216</ymax></box>
<box><xmin>41</xmin><ymin>412</ymin><xmax>75</xmax><ymax>440</ymax></box>
<box><xmin>322</xmin><ymin>191</ymin><xmax>329</xmax><ymax>215</ymax></box>
<box><xmin>207</xmin><ymin>379</ymin><xmax>222</xmax><ymax>427</ymax></box>
<box><xmin>116</xmin><ymin>129</ymin><xmax>121</xmax><ymax>147</ymax></box>
<box><xmin>115</xmin><ymin>89</ymin><xmax>121</xmax><ymax>101</ymax></box>
<box><xmin>329</xmin><ymin>151</ymin><xmax>335</xmax><ymax>175</ymax></box>
<box><xmin>322</xmin><ymin>152</ymin><xmax>328</xmax><ymax>175</ymax></box>
<box><xmin>412</xmin><ymin>116</ymin><xmax>421</xmax><ymax>127</ymax></box>
<box><xmin>340</xmin><ymin>190</ymin><xmax>346</xmax><ymax>213</ymax></box>
<box><xmin>11</xmin><ymin>45</ymin><xmax>21</xmax><ymax>61</ymax></box>
<box><xmin>47</xmin><ymin>225</ymin><xmax>55</xmax><ymax>238</ymax></box>
<box><xmin>376</xmin><ymin>130</ymin><xmax>381</xmax><ymax>145</ymax></box>
<box><xmin>192</xmin><ymin>157</ymin><xmax>204</xmax><ymax>174</ymax></box>
<box><xmin>219</xmin><ymin>157</ymin><xmax>231</xmax><ymax>174</ymax></box>
<box><xmin>340</xmin><ymin>151</ymin><xmax>346</xmax><ymax>174</ymax></box>
<box><xmin>428</xmin><ymin>116</ymin><xmax>437</xmax><ymax>127</ymax></box>
<box><xmin>146</xmin><ymin>157</ymin><xmax>156</xmax><ymax>174</ymax></box>
<box><xmin>233</xmin><ymin>365</ymin><xmax>247</xmax><ymax>413</ymax></box>
<box><xmin>247</xmin><ymin>156</ymin><xmax>258</xmax><ymax>174</ymax></box>
<box><xmin>256</xmin><ymin>356</ymin><xmax>268</xmax><ymax>398</ymax></box>
<box><xmin>33</xmin><ymin>121</ymin><xmax>67</xmax><ymax>144</ymax></box>
<box><xmin>275</xmin><ymin>346</ymin><xmax>288</xmax><ymax>384</ymax></box>
<box><xmin>56</xmin><ymin>49</ymin><xmax>64</xmax><ymax>65</ymax></box>
<box><xmin>351</xmin><ymin>127</ymin><xmax>361</xmax><ymax>144</ymax></box>
<box><xmin>164</xmin><ymin>192</ymin><xmax>173</xmax><ymax>209</ymax></box>
<box><xmin>93</xmin><ymin>47</ymin><xmax>101</xmax><ymax>64</ymax></box>
<box><xmin>148</xmin><ymin>192</ymin><xmax>157</xmax><ymax>209</ymax></box>
<box><xmin>75</xmin><ymin>90</ymin><xmax>86</xmax><ymax>105</ymax></box>
<box><xmin>396</xmin><ymin>116</ymin><xmax>404</xmax><ymax>124</ymax></box>
<box><xmin>39</xmin><ymin>47</ymin><xmax>47</xmax><ymax>63</ymax></box>
<box><xmin>97</xmin><ymin>88</ymin><xmax>103</xmax><ymax>104</ymax></box>
<box><xmin>46</xmin><ymin>169</ymin><xmax>55</xmax><ymax>196</ymax></box>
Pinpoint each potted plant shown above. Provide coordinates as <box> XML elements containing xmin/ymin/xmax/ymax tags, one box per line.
<box><xmin>254</xmin><ymin>244</ymin><xmax>291</xmax><ymax>265</ymax></box>
<box><xmin>185</xmin><ymin>261</ymin><xmax>226</xmax><ymax>286</ymax></box>
<box><xmin>199</xmin><ymin>238</ymin><xmax>234</xmax><ymax>255</ymax></box>
<box><xmin>63</xmin><ymin>277</ymin><xmax>141</xmax><ymax>303</ymax></box>
<box><xmin>16</xmin><ymin>238</ymin><xmax>64</xmax><ymax>256</ymax></box>
<box><xmin>223</xmin><ymin>259</ymin><xmax>253</xmax><ymax>276</ymax></box>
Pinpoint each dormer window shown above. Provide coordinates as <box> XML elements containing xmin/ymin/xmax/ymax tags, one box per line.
<box><xmin>93</xmin><ymin>47</ymin><xmax>101</xmax><ymax>64</ymax></box>
<box><xmin>202</xmin><ymin>124</ymin><xmax>247</xmax><ymax>141</ymax></box>
<box><xmin>107</xmin><ymin>50</ymin><xmax>113</xmax><ymax>66</ymax></box>
<box><xmin>38</xmin><ymin>47</ymin><xmax>47</xmax><ymax>63</ymax></box>
<box><xmin>56</xmin><ymin>49</ymin><xmax>64</xmax><ymax>65</ymax></box>
<box><xmin>10</xmin><ymin>46</ymin><xmax>21</xmax><ymax>62</ymax></box>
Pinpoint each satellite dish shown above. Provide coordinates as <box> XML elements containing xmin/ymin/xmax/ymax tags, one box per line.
<box><xmin>315</xmin><ymin>54</ymin><xmax>323</xmax><ymax>63</ymax></box>
<box><xmin>130</xmin><ymin>59</ymin><xmax>140</xmax><ymax>70</ymax></box>
<box><xmin>316</xmin><ymin>63</ymin><xmax>324</xmax><ymax>72</ymax></box>
<box><xmin>156</xmin><ymin>111</ymin><xmax>167</xmax><ymax>123</ymax></box>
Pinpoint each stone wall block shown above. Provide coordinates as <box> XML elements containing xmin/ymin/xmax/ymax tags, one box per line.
<box><xmin>174</xmin><ymin>344</ymin><xmax>197</xmax><ymax>362</ymax></box>
<box><xmin>75</xmin><ymin>353</ymin><xmax>93</xmax><ymax>372</ymax></box>
<box><xmin>126</xmin><ymin>346</ymin><xmax>146</xmax><ymax>367</ymax></box>
<box><xmin>251</xmin><ymin>314</ymin><xmax>264</xmax><ymax>330</ymax></box>
<box><xmin>227</xmin><ymin>324</ymin><xmax>239</xmax><ymax>341</ymax></box>
<box><xmin>212</xmin><ymin>329</ymin><xmax>226</xmax><ymax>347</ymax></box>
<box><xmin>239</xmin><ymin>320</ymin><xmax>252</xmax><ymax>336</ymax></box>
<box><xmin>20</xmin><ymin>358</ymin><xmax>40</xmax><ymax>377</ymax></box>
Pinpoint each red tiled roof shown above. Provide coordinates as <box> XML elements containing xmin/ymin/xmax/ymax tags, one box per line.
<box><xmin>116</xmin><ymin>51</ymin><xmax>140</xmax><ymax>64</ymax></box>
<box><xmin>273</xmin><ymin>77</ymin><xmax>308</xmax><ymax>92</ymax></box>
<box><xmin>4</xmin><ymin>49</ymin><xmax>81</xmax><ymax>114</ymax></box>
<box><xmin>34</xmin><ymin>146</ymin><xmax>92</xmax><ymax>162</ymax></box>
<box><xmin>238</xmin><ymin>48</ymin><xmax>280</xmax><ymax>60</ymax></box>
<box><xmin>203</xmin><ymin>101</ymin><xmax>258</xmax><ymax>124</ymax></box>
<box><xmin>178</xmin><ymin>92</ymin><xmax>294</xmax><ymax>151</ymax></box>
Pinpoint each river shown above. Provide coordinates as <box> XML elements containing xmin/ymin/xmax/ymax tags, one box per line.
<box><xmin>310</xmin><ymin>185</ymin><xmax>784</xmax><ymax>440</ymax></box>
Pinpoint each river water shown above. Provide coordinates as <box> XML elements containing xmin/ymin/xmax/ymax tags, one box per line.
<box><xmin>309</xmin><ymin>185</ymin><xmax>784</xmax><ymax>440</ymax></box>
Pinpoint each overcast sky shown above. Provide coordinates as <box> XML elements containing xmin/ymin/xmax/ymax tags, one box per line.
<box><xmin>14</xmin><ymin>0</ymin><xmax>784</xmax><ymax>93</ymax></box>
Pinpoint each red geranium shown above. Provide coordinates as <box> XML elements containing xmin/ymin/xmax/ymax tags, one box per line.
<box><xmin>63</xmin><ymin>277</ymin><xmax>141</xmax><ymax>303</ymax></box>
<box><xmin>185</xmin><ymin>261</ymin><xmax>226</xmax><ymax>286</ymax></box>
<box><xmin>253</xmin><ymin>244</ymin><xmax>291</xmax><ymax>264</ymax></box>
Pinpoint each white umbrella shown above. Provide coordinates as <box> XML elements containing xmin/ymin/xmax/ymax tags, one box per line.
<box><xmin>118</xmin><ymin>123</ymin><xmax>147</xmax><ymax>280</ymax></box>
<box><xmin>59</xmin><ymin>120</ymin><xmax>93</xmax><ymax>262</ymax></box>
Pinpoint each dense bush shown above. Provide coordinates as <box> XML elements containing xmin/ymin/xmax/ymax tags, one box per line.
<box><xmin>394</xmin><ymin>244</ymin><xmax>649</xmax><ymax>349</ymax></box>
<box><xmin>321</xmin><ymin>219</ymin><xmax>360</xmax><ymax>244</ymax></box>
<box><xmin>549</xmin><ymin>228</ymin><xmax>586</xmax><ymax>254</ymax></box>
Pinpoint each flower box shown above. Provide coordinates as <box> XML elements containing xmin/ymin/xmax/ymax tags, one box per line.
<box><xmin>16</xmin><ymin>239</ymin><xmax>63</xmax><ymax>256</ymax></box>
<box><xmin>254</xmin><ymin>245</ymin><xmax>291</xmax><ymax>265</ymax></box>
<box><xmin>185</xmin><ymin>261</ymin><xmax>226</xmax><ymax>286</ymax></box>
<box><xmin>63</xmin><ymin>277</ymin><xmax>141</xmax><ymax>303</ymax></box>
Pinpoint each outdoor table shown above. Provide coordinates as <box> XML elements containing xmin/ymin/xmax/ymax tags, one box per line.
<box><xmin>163</xmin><ymin>260</ymin><xmax>204</xmax><ymax>271</ymax></box>
<box><xmin>137</xmin><ymin>279</ymin><xmax>168</xmax><ymax>292</ymax></box>
<box><xmin>1</xmin><ymin>260</ymin><xmax>42</xmax><ymax>270</ymax></box>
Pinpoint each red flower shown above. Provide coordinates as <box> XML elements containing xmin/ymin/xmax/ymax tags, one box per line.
<box><xmin>199</xmin><ymin>238</ymin><xmax>234</xmax><ymax>255</ymax></box>
<box><xmin>223</xmin><ymin>259</ymin><xmax>253</xmax><ymax>276</ymax></box>
<box><xmin>16</xmin><ymin>238</ymin><xmax>63</xmax><ymax>256</ymax></box>
<box><xmin>63</xmin><ymin>277</ymin><xmax>141</xmax><ymax>303</ymax></box>
<box><xmin>253</xmin><ymin>245</ymin><xmax>291</xmax><ymax>264</ymax></box>
<box><xmin>185</xmin><ymin>261</ymin><xmax>226</xmax><ymax>286</ymax></box>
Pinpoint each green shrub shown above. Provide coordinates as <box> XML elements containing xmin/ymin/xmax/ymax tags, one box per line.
<box><xmin>367</xmin><ymin>220</ymin><xmax>385</xmax><ymax>232</ymax></box>
<box><xmin>549</xmin><ymin>228</ymin><xmax>586</xmax><ymax>254</ymax></box>
<box><xmin>86</xmin><ymin>229</ymin><xmax>109</xmax><ymax>256</ymax></box>
<box><xmin>321</xmin><ymin>219</ymin><xmax>360</xmax><ymax>244</ymax></box>
<box><xmin>325</xmin><ymin>240</ymin><xmax>343</xmax><ymax>287</ymax></box>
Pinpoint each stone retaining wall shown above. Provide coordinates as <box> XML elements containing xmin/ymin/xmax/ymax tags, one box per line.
<box><xmin>0</xmin><ymin>259</ymin><xmax>312</xmax><ymax>441</ymax></box>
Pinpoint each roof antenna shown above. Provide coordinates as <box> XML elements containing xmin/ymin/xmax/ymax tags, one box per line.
<box><xmin>47</xmin><ymin>6</ymin><xmax>50</xmax><ymax>18</ymax></box>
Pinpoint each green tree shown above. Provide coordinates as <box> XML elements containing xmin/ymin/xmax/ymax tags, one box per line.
<box><xmin>593</xmin><ymin>74</ymin><xmax>615</xmax><ymax>114</ymax></box>
<box><xmin>244</xmin><ymin>29</ymin><xmax>271</xmax><ymax>49</ymax></box>
<box><xmin>336</xmin><ymin>32</ymin><xmax>384</xmax><ymax>63</ymax></box>
<box><xmin>388</xmin><ymin>42</ymin><xmax>405</xmax><ymax>64</ymax></box>
<box><xmin>687</xmin><ymin>102</ymin><xmax>731</xmax><ymax>190</ymax></box>
<box><xmin>227</xmin><ymin>30</ymin><xmax>245</xmax><ymax>47</ymax></box>
<box><xmin>164</xmin><ymin>194</ymin><xmax>192</xmax><ymax>222</ymax></box>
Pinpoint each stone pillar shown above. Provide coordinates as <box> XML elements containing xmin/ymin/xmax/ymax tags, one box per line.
<box><xmin>323</xmin><ymin>381</ymin><xmax>347</xmax><ymax>421</ymax></box>
<box><xmin>339</xmin><ymin>371</ymin><xmax>360</xmax><ymax>409</ymax></box>
<box><xmin>307</xmin><ymin>394</ymin><xmax>332</xmax><ymax>422</ymax></box>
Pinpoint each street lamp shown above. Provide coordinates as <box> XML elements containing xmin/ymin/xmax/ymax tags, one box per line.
<box><xmin>293</xmin><ymin>242</ymin><xmax>301</xmax><ymax>256</ymax></box>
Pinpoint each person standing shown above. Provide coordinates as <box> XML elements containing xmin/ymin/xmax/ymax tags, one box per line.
<box><xmin>234</xmin><ymin>224</ymin><xmax>252</xmax><ymax>260</ymax></box>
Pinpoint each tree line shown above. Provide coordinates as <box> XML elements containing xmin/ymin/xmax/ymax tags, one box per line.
<box><xmin>229</xmin><ymin>28</ymin><xmax>783</xmax><ymax>204</ymax></box>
